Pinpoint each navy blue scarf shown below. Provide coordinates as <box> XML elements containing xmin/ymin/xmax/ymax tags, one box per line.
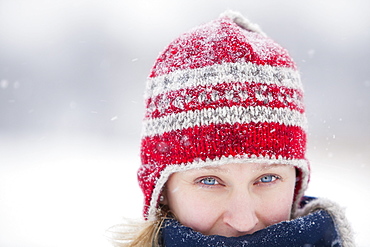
<box><xmin>160</xmin><ymin>210</ymin><xmax>341</xmax><ymax>246</ymax></box>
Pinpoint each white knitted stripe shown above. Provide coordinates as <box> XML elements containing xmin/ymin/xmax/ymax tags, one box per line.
<box><xmin>147</xmin><ymin>155</ymin><xmax>309</xmax><ymax>221</ymax></box>
<box><xmin>145</xmin><ymin>62</ymin><xmax>302</xmax><ymax>99</ymax></box>
<box><xmin>294</xmin><ymin>198</ymin><xmax>355</xmax><ymax>247</ymax></box>
<box><xmin>143</xmin><ymin>105</ymin><xmax>307</xmax><ymax>137</ymax></box>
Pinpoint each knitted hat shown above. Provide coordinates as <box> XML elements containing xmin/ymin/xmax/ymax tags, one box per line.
<box><xmin>138</xmin><ymin>10</ymin><xmax>309</xmax><ymax>221</ymax></box>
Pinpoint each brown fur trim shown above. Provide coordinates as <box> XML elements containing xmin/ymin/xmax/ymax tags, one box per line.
<box><xmin>293</xmin><ymin>197</ymin><xmax>355</xmax><ymax>247</ymax></box>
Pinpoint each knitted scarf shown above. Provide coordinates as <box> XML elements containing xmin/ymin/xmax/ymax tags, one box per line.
<box><xmin>160</xmin><ymin>209</ymin><xmax>341</xmax><ymax>247</ymax></box>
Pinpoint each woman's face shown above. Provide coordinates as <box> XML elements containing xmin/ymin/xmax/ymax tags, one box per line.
<box><xmin>163</xmin><ymin>163</ymin><xmax>296</xmax><ymax>237</ymax></box>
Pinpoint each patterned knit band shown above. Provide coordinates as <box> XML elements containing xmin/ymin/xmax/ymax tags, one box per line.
<box><xmin>138</xmin><ymin>10</ymin><xmax>309</xmax><ymax>221</ymax></box>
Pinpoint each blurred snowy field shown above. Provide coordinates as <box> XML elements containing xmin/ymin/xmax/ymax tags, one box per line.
<box><xmin>0</xmin><ymin>134</ymin><xmax>143</xmax><ymax>247</ymax></box>
<box><xmin>1</xmin><ymin>0</ymin><xmax>369</xmax><ymax>246</ymax></box>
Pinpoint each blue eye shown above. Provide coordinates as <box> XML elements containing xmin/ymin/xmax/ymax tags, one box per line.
<box><xmin>260</xmin><ymin>175</ymin><xmax>277</xmax><ymax>183</ymax></box>
<box><xmin>200</xmin><ymin>177</ymin><xmax>218</xmax><ymax>185</ymax></box>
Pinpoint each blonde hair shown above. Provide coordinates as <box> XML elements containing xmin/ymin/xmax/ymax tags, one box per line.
<box><xmin>107</xmin><ymin>207</ymin><xmax>169</xmax><ymax>247</ymax></box>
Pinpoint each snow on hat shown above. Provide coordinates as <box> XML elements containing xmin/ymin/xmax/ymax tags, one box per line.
<box><xmin>138</xmin><ymin>10</ymin><xmax>309</xmax><ymax>221</ymax></box>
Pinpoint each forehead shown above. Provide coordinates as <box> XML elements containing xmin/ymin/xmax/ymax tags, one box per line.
<box><xmin>184</xmin><ymin>163</ymin><xmax>294</xmax><ymax>174</ymax></box>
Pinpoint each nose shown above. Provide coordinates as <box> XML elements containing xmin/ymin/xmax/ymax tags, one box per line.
<box><xmin>222</xmin><ymin>189</ymin><xmax>259</xmax><ymax>235</ymax></box>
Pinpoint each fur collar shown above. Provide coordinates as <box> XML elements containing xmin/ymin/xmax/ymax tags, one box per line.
<box><xmin>293</xmin><ymin>197</ymin><xmax>355</xmax><ymax>247</ymax></box>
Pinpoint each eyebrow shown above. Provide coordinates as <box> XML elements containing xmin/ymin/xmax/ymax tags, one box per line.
<box><xmin>253</xmin><ymin>163</ymin><xmax>290</xmax><ymax>171</ymax></box>
<box><xmin>199</xmin><ymin>166</ymin><xmax>229</xmax><ymax>172</ymax></box>
<box><xmin>192</xmin><ymin>163</ymin><xmax>289</xmax><ymax>173</ymax></box>
<box><xmin>190</xmin><ymin>166</ymin><xmax>229</xmax><ymax>174</ymax></box>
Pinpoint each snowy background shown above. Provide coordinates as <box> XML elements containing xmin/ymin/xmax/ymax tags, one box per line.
<box><xmin>0</xmin><ymin>0</ymin><xmax>369</xmax><ymax>246</ymax></box>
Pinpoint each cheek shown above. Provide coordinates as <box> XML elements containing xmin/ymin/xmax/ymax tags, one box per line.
<box><xmin>256</xmin><ymin>183</ymin><xmax>295</xmax><ymax>226</ymax></box>
<box><xmin>168</xmin><ymin>190</ymin><xmax>222</xmax><ymax>234</ymax></box>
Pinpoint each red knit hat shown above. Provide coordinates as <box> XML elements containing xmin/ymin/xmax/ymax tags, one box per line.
<box><xmin>138</xmin><ymin>10</ymin><xmax>309</xmax><ymax>221</ymax></box>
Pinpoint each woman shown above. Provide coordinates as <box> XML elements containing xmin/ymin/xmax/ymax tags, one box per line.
<box><xmin>109</xmin><ymin>10</ymin><xmax>354</xmax><ymax>247</ymax></box>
